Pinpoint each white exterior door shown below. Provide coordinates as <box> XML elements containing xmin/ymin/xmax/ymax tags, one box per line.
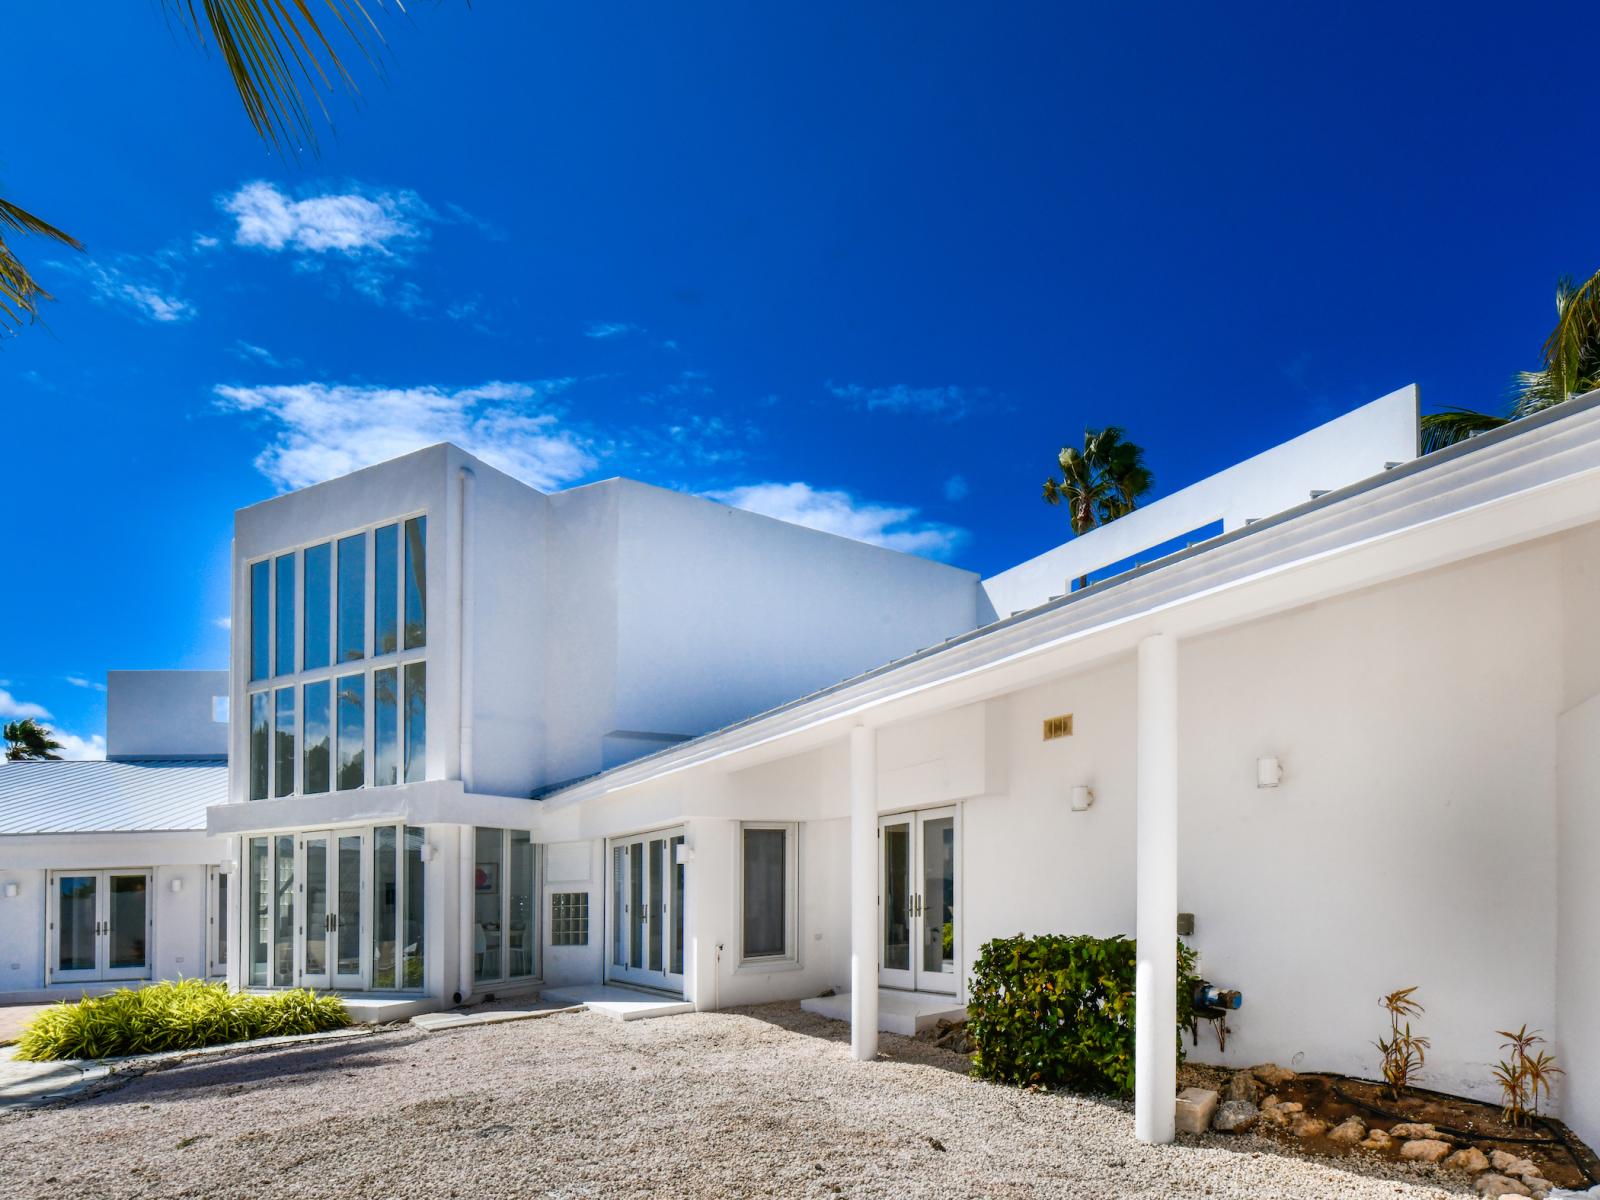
<box><xmin>607</xmin><ymin>828</ymin><xmax>686</xmax><ymax>994</ymax></box>
<box><xmin>47</xmin><ymin>869</ymin><xmax>152</xmax><ymax>984</ymax></box>
<box><xmin>878</xmin><ymin>808</ymin><xmax>959</xmax><ymax>995</ymax></box>
<box><xmin>297</xmin><ymin>830</ymin><xmax>369</xmax><ymax>991</ymax></box>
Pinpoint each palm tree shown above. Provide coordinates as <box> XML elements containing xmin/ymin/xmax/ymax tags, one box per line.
<box><xmin>4</xmin><ymin>718</ymin><xmax>64</xmax><ymax>761</ymax></box>
<box><xmin>2</xmin><ymin>1</ymin><xmax>405</xmax><ymax>335</ymax></box>
<box><xmin>1043</xmin><ymin>426</ymin><xmax>1155</xmax><ymax>587</ymax></box>
<box><xmin>1420</xmin><ymin>270</ymin><xmax>1600</xmax><ymax>453</ymax></box>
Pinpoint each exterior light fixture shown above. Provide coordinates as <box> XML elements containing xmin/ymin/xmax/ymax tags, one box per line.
<box><xmin>675</xmin><ymin>843</ymin><xmax>694</xmax><ymax>865</ymax></box>
<box><xmin>170</xmin><ymin>877</ymin><xmax>184</xmax><ymax>894</ymax></box>
<box><xmin>1070</xmin><ymin>785</ymin><xmax>1095</xmax><ymax>812</ymax></box>
<box><xmin>421</xmin><ymin>842</ymin><xmax>439</xmax><ymax>863</ymax></box>
<box><xmin>2</xmin><ymin>882</ymin><xmax>18</xmax><ymax>899</ymax></box>
<box><xmin>1257</xmin><ymin>756</ymin><xmax>1284</xmax><ymax>788</ymax></box>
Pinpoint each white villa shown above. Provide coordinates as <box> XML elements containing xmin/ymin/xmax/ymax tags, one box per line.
<box><xmin>3</xmin><ymin>382</ymin><xmax>1597</xmax><ymax>1150</ymax></box>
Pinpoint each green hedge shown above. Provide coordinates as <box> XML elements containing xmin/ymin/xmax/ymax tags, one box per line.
<box><xmin>14</xmin><ymin>979</ymin><xmax>350</xmax><ymax>1061</ymax></box>
<box><xmin>967</xmin><ymin>933</ymin><xmax>1199</xmax><ymax>1098</ymax></box>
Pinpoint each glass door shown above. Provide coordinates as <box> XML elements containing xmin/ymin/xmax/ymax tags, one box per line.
<box><xmin>299</xmin><ymin>833</ymin><xmax>332</xmax><ymax>988</ymax></box>
<box><xmin>878</xmin><ymin>808</ymin><xmax>958</xmax><ymax>995</ymax></box>
<box><xmin>47</xmin><ymin>870</ymin><xmax>152</xmax><ymax>984</ymax></box>
<box><xmin>103</xmin><ymin>872</ymin><xmax>152</xmax><ymax>982</ymax></box>
<box><xmin>298</xmin><ymin>830</ymin><xmax>369</xmax><ymax>990</ymax></box>
<box><xmin>51</xmin><ymin>873</ymin><xmax>101</xmax><ymax>984</ymax></box>
<box><xmin>606</xmin><ymin>828</ymin><xmax>686</xmax><ymax>994</ymax></box>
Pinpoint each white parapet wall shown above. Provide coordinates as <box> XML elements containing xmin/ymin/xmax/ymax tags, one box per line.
<box><xmin>981</xmin><ymin>385</ymin><xmax>1421</xmax><ymax>618</ymax></box>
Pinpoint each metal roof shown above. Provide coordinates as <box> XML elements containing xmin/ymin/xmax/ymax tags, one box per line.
<box><xmin>0</xmin><ymin>758</ymin><xmax>227</xmax><ymax>835</ymax></box>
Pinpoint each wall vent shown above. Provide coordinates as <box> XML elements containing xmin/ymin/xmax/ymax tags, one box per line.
<box><xmin>1042</xmin><ymin>714</ymin><xmax>1074</xmax><ymax>741</ymax></box>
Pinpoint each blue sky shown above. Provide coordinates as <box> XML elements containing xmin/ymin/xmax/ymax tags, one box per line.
<box><xmin>3</xmin><ymin>1</ymin><xmax>1597</xmax><ymax>754</ymax></box>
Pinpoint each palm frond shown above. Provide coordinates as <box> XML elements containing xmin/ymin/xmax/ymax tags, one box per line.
<box><xmin>0</xmin><ymin>197</ymin><xmax>85</xmax><ymax>334</ymax></box>
<box><xmin>165</xmin><ymin>0</ymin><xmax>400</xmax><ymax>153</ymax></box>
<box><xmin>1543</xmin><ymin>271</ymin><xmax>1600</xmax><ymax>403</ymax></box>
<box><xmin>1419</xmin><ymin>407</ymin><xmax>1509</xmax><ymax>454</ymax></box>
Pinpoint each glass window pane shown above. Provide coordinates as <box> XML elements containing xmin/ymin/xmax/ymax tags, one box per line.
<box><xmin>404</xmin><ymin>662</ymin><xmax>426</xmax><ymax>783</ymax></box>
<box><xmin>375</xmin><ymin>523</ymin><xmax>399</xmax><ymax>655</ymax></box>
<box><xmin>671</xmin><ymin>835</ymin><xmax>685</xmax><ymax>977</ymax></box>
<box><xmin>742</xmin><ymin>828</ymin><xmax>787</xmax><ymax>959</ymax></box>
<box><xmin>628</xmin><ymin>845</ymin><xmax>643</xmax><ymax>969</ymax></box>
<box><xmin>337</xmin><ymin>834</ymin><xmax>362</xmax><ymax>976</ymax></box>
<box><xmin>249</xmin><ymin>559</ymin><xmax>270</xmax><ymax>682</ymax></box>
<box><xmin>922</xmin><ymin>816</ymin><xmax>956</xmax><ymax>977</ymax></box>
<box><xmin>374</xmin><ymin>667</ymin><xmax>399</xmax><ymax>787</ymax></box>
<box><xmin>303</xmin><ymin>680</ymin><xmax>331</xmax><ymax>795</ymax></box>
<box><xmin>509</xmin><ymin>831</ymin><xmax>535</xmax><ymax>979</ymax></box>
<box><xmin>304</xmin><ymin>837</ymin><xmax>327</xmax><ymax>976</ymax></box>
<box><xmin>338</xmin><ymin>532</ymin><xmax>366</xmax><ymax>662</ymax></box>
<box><xmin>107</xmin><ymin>875</ymin><xmax>148</xmax><ymax>970</ymax></box>
<box><xmin>611</xmin><ymin>846</ymin><xmax>625</xmax><ymax>967</ymax></box>
<box><xmin>373</xmin><ymin>826</ymin><xmax>398</xmax><ymax>989</ymax></box>
<box><xmin>217</xmin><ymin>871</ymin><xmax>229</xmax><ymax>973</ymax></box>
<box><xmin>273</xmin><ymin>687</ymin><xmax>295</xmax><ymax>797</ymax></box>
<box><xmin>273</xmin><ymin>835</ymin><xmax>295</xmax><ymax>986</ymax></box>
<box><xmin>57</xmin><ymin>875</ymin><xmax>97</xmax><ymax>972</ymax></box>
<box><xmin>248</xmin><ymin>839</ymin><xmax>269</xmax><ymax>987</ymax></box>
<box><xmin>274</xmin><ymin>553</ymin><xmax>296</xmax><ymax>676</ymax></box>
<box><xmin>648</xmin><ymin>838</ymin><xmax>664</xmax><ymax>972</ymax></box>
<box><xmin>248</xmin><ymin>691</ymin><xmax>269</xmax><ymax>801</ymax></box>
<box><xmin>474</xmin><ymin>828</ymin><xmax>504</xmax><ymax>983</ymax></box>
<box><xmin>336</xmin><ymin>673</ymin><xmax>365</xmax><ymax>790</ymax></box>
<box><xmin>303</xmin><ymin>542</ymin><xmax>331</xmax><ymax>670</ymax></box>
<box><xmin>404</xmin><ymin>826</ymin><xmax>426</xmax><ymax>989</ymax></box>
<box><xmin>404</xmin><ymin>516</ymin><xmax>427</xmax><ymax>650</ymax></box>
<box><xmin>882</xmin><ymin>823</ymin><xmax>910</xmax><ymax>971</ymax></box>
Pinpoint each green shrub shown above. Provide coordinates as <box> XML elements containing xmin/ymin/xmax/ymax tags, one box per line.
<box><xmin>967</xmin><ymin>933</ymin><xmax>1199</xmax><ymax>1098</ymax></box>
<box><xmin>13</xmin><ymin>979</ymin><xmax>350</xmax><ymax>1062</ymax></box>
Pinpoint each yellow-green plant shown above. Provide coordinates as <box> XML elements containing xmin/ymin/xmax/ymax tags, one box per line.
<box><xmin>1493</xmin><ymin>1025</ymin><xmax>1563</xmax><ymax>1126</ymax></box>
<box><xmin>1374</xmin><ymin>986</ymin><xmax>1429</xmax><ymax>1099</ymax></box>
<box><xmin>13</xmin><ymin>979</ymin><xmax>349</xmax><ymax>1062</ymax></box>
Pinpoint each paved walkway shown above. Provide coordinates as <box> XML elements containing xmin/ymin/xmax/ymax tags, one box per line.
<box><xmin>0</xmin><ymin>1005</ymin><xmax>49</xmax><ymax>1047</ymax></box>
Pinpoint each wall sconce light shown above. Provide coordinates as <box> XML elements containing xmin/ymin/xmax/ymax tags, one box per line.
<box><xmin>1070</xmin><ymin>785</ymin><xmax>1095</xmax><ymax>812</ymax></box>
<box><xmin>1257</xmin><ymin>756</ymin><xmax>1284</xmax><ymax>788</ymax></box>
<box><xmin>2</xmin><ymin>882</ymin><xmax>18</xmax><ymax>899</ymax></box>
<box><xmin>675</xmin><ymin>842</ymin><xmax>694</xmax><ymax>865</ymax></box>
<box><xmin>170</xmin><ymin>877</ymin><xmax>184</xmax><ymax>894</ymax></box>
<box><xmin>421</xmin><ymin>842</ymin><xmax>439</xmax><ymax>863</ymax></box>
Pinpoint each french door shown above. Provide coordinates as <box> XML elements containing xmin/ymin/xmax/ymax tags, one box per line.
<box><xmin>47</xmin><ymin>869</ymin><xmax>152</xmax><ymax>984</ymax></box>
<box><xmin>297</xmin><ymin>830</ymin><xmax>369</xmax><ymax>990</ymax></box>
<box><xmin>607</xmin><ymin>828</ymin><xmax>686</xmax><ymax>994</ymax></box>
<box><xmin>879</xmin><ymin>808</ymin><xmax>959</xmax><ymax>994</ymax></box>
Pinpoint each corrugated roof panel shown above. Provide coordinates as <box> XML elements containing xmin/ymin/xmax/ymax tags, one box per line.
<box><xmin>0</xmin><ymin>759</ymin><xmax>227</xmax><ymax>835</ymax></box>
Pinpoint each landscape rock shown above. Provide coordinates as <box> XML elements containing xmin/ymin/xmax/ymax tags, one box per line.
<box><xmin>1359</xmin><ymin>1129</ymin><xmax>1395</xmax><ymax>1152</ymax></box>
<box><xmin>1520</xmin><ymin>1175</ymin><xmax>1552</xmax><ymax>1199</ymax></box>
<box><xmin>1400</xmin><ymin>1138</ymin><xmax>1454</xmax><ymax>1164</ymax></box>
<box><xmin>1260</xmin><ymin>1098</ymin><xmax>1302</xmax><ymax>1128</ymax></box>
<box><xmin>1327</xmin><ymin>1117</ymin><xmax>1367</xmax><ymax>1146</ymax></box>
<box><xmin>1391</xmin><ymin>1122</ymin><xmax>1443</xmax><ymax>1140</ymax></box>
<box><xmin>1446</xmin><ymin>1147</ymin><xmax>1491</xmax><ymax>1173</ymax></box>
<box><xmin>1476</xmin><ymin>1175</ymin><xmax>1533</xmax><ymax>1198</ymax></box>
<box><xmin>1174</xmin><ymin>1087</ymin><xmax>1219</xmax><ymax>1135</ymax></box>
<box><xmin>1226</xmin><ymin>1072</ymin><xmax>1261</xmax><ymax>1103</ymax></box>
<box><xmin>1251</xmin><ymin>1063</ymin><xmax>1297</xmax><ymax>1088</ymax></box>
<box><xmin>1492</xmin><ymin>1153</ymin><xmax>1539</xmax><ymax>1177</ymax></box>
<box><xmin>1211</xmin><ymin>1100</ymin><xmax>1259</xmax><ymax>1134</ymax></box>
<box><xmin>1291</xmin><ymin>1115</ymin><xmax>1331</xmax><ymax>1139</ymax></box>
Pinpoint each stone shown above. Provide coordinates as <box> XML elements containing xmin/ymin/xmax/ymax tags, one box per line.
<box><xmin>1391</xmin><ymin>1122</ymin><xmax>1443</xmax><ymax>1140</ymax></box>
<box><xmin>1491</xmin><ymin>1152</ymin><xmax>1538</xmax><ymax>1176</ymax></box>
<box><xmin>1226</xmin><ymin>1073</ymin><xmax>1261</xmax><ymax>1103</ymax></box>
<box><xmin>1211</xmin><ymin>1100</ymin><xmax>1259</xmax><ymax>1134</ymax></box>
<box><xmin>1519</xmin><ymin>1175</ymin><xmax>1551</xmax><ymax>1199</ymax></box>
<box><xmin>1175</xmin><ymin>1088</ymin><xmax>1220</xmax><ymax>1135</ymax></box>
<box><xmin>1446</xmin><ymin>1147</ymin><xmax>1491</xmax><ymax>1173</ymax></box>
<box><xmin>1401</xmin><ymin>1139</ymin><xmax>1454</xmax><ymax>1164</ymax></box>
<box><xmin>1291</xmin><ymin>1115</ymin><xmax>1331</xmax><ymax>1139</ymax></box>
<box><xmin>1251</xmin><ymin>1063</ymin><xmax>1297</xmax><ymax>1087</ymax></box>
<box><xmin>1260</xmin><ymin>1098</ymin><xmax>1302</xmax><ymax>1128</ymax></box>
<box><xmin>1359</xmin><ymin>1129</ymin><xmax>1395</xmax><ymax>1152</ymax></box>
<box><xmin>1327</xmin><ymin>1117</ymin><xmax>1367</xmax><ymax>1146</ymax></box>
<box><xmin>1475</xmin><ymin>1175</ymin><xmax>1532</xmax><ymax>1198</ymax></box>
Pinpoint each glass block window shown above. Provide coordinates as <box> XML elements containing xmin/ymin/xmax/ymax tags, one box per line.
<box><xmin>551</xmin><ymin>892</ymin><xmax>589</xmax><ymax>946</ymax></box>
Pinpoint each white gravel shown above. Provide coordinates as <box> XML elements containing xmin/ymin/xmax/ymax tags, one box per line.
<box><xmin>0</xmin><ymin>1001</ymin><xmax>1475</xmax><ymax>1199</ymax></box>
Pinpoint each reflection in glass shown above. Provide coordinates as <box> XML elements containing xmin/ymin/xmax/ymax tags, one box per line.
<box><xmin>216</xmin><ymin>870</ymin><xmax>229</xmax><ymax>974</ymax></box>
<box><xmin>273</xmin><ymin>835</ymin><xmax>295</xmax><ymax>984</ymax></box>
<box><xmin>373</xmin><ymin>667</ymin><xmax>398</xmax><ymax>786</ymax></box>
<box><xmin>403</xmin><ymin>662</ymin><xmax>426</xmax><ymax>782</ymax></box>
<box><xmin>58</xmin><ymin>875</ymin><xmax>97</xmax><ymax>972</ymax></box>
<box><xmin>249</xmin><ymin>692</ymin><xmax>269</xmax><ymax>801</ymax></box>
<box><xmin>303</xmin><ymin>680</ymin><xmax>331</xmax><ymax>794</ymax></box>
<box><xmin>628</xmin><ymin>844</ymin><xmax>644</xmax><ymax>969</ymax></box>
<box><xmin>474</xmin><ymin>827</ymin><xmax>503</xmax><ymax>982</ymax></box>
<box><xmin>742</xmin><ymin>828</ymin><xmax>787</xmax><ymax>959</ymax></box>
<box><xmin>882</xmin><ymin>822</ymin><xmax>910</xmax><ymax>971</ymax></box>
<box><xmin>337</xmin><ymin>532</ymin><xmax>366</xmax><ymax>662</ymax></box>
<box><xmin>336</xmin><ymin>673</ymin><xmax>365</xmax><ymax>790</ymax></box>
<box><xmin>273</xmin><ymin>687</ymin><xmax>295</xmax><ymax>797</ymax></box>
<box><xmin>303</xmin><ymin>542</ymin><xmax>331</xmax><ymax>670</ymax></box>
<box><xmin>274</xmin><ymin>553</ymin><xmax>296</xmax><ymax>676</ymax></box>
<box><xmin>304</xmin><ymin>837</ymin><xmax>328</xmax><ymax>976</ymax></box>
<box><xmin>922</xmin><ymin>816</ymin><xmax>956</xmax><ymax>976</ymax></box>
<box><xmin>373</xmin><ymin>825</ymin><xmax>397</xmax><ymax>989</ymax></box>
<box><xmin>671</xmin><ymin>834</ymin><xmax>685</xmax><ymax>977</ymax></box>
<box><xmin>375</xmin><ymin>523</ymin><xmax>399</xmax><ymax>654</ymax></box>
<box><xmin>249</xmin><ymin>559</ymin><xmax>270</xmax><ymax>681</ymax></box>
<box><xmin>248</xmin><ymin>838</ymin><xmax>269</xmax><ymax>987</ymax></box>
<box><xmin>611</xmin><ymin>846</ymin><xmax>625</xmax><ymax>968</ymax></box>
<box><xmin>338</xmin><ymin>834</ymin><xmax>362</xmax><ymax>976</ymax></box>
<box><xmin>509</xmin><ymin>831</ymin><xmax>534</xmax><ymax>978</ymax></box>
<box><xmin>404</xmin><ymin>515</ymin><xmax>427</xmax><ymax>649</ymax></box>
<box><xmin>108</xmin><ymin>875</ymin><xmax>147</xmax><ymax>970</ymax></box>
<box><xmin>648</xmin><ymin>838</ymin><xmax>664</xmax><ymax>972</ymax></box>
<box><xmin>403</xmin><ymin>826</ymin><xmax>426</xmax><ymax>989</ymax></box>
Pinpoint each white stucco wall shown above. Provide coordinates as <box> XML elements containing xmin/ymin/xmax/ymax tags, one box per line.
<box><xmin>106</xmin><ymin>671</ymin><xmax>229</xmax><ymax>760</ymax></box>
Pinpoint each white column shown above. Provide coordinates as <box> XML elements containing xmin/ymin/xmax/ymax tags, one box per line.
<box><xmin>1135</xmin><ymin>632</ymin><xmax>1178</xmax><ymax>1144</ymax></box>
<box><xmin>849</xmin><ymin>725</ymin><xmax>879</xmax><ymax>1061</ymax></box>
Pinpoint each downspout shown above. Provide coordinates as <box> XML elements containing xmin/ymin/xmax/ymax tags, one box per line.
<box><xmin>456</xmin><ymin>466</ymin><xmax>477</xmax><ymax>1004</ymax></box>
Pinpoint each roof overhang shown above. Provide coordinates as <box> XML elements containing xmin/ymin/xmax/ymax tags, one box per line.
<box><xmin>205</xmin><ymin>779</ymin><xmax>538</xmax><ymax>836</ymax></box>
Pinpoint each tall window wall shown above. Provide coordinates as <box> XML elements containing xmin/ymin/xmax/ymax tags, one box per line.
<box><xmin>246</xmin><ymin>516</ymin><xmax>428</xmax><ymax>800</ymax></box>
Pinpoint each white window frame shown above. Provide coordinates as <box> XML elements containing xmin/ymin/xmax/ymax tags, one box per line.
<box><xmin>738</xmin><ymin>821</ymin><xmax>798</xmax><ymax>966</ymax></box>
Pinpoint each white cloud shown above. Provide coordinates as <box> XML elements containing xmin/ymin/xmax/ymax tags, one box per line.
<box><xmin>0</xmin><ymin>689</ymin><xmax>51</xmax><ymax>721</ymax></box>
<box><xmin>230</xmin><ymin>341</ymin><xmax>299</xmax><ymax>369</ymax></box>
<box><xmin>222</xmin><ymin>181</ymin><xmax>426</xmax><ymax>256</ymax></box>
<box><xmin>585</xmin><ymin>321</ymin><xmax>639</xmax><ymax>339</ymax></box>
<box><xmin>64</xmin><ymin>676</ymin><xmax>106</xmax><ymax>693</ymax></box>
<box><xmin>827</xmin><ymin>381</ymin><xmax>983</xmax><ymax>421</ymax></box>
<box><xmin>85</xmin><ymin>262</ymin><xmax>194</xmax><ymax>323</ymax></box>
<box><xmin>214</xmin><ymin>616</ymin><xmax>233</xmax><ymax>631</ymax></box>
<box><xmin>943</xmin><ymin>473</ymin><xmax>970</xmax><ymax>502</ymax></box>
<box><xmin>52</xmin><ymin>731</ymin><xmax>106</xmax><ymax>761</ymax></box>
<box><xmin>706</xmin><ymin>482</ymin><xmax>966</xmax><ymax>560</ymax></box>
<box><xmin>216</xmin><ymin>379</ymin><xmax>597</xmax><ymax>493</ymax></box>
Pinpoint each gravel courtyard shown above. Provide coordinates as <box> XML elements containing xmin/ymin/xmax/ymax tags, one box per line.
<box><xmin>0</xmin><ymin>1001</ymin><xmax>1478</xmax><ymax>1199</ymax></box>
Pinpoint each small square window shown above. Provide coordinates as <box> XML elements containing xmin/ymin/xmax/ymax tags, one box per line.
<box><xmin>551</xmin><ymin>892</ymin><xmax>589</xmax><ymax>946</ymax></box>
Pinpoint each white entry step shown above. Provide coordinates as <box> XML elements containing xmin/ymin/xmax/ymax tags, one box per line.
<box><xmin>539</xmin><ymin>984</ymin><xmax>694</xmax><ymax>1022</ymax></box>
<box><xmin>800</xmin><ymin>990</ymin><xmax>966</xmax><ymax>1036</ymax></box>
